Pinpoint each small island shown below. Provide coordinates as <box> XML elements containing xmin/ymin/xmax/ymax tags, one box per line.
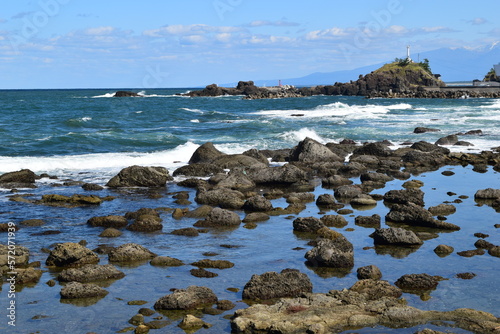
<box><xmin>184</xmin><ymin>59</ymin><xmax>500</xmax><ymax>99</ymax></box>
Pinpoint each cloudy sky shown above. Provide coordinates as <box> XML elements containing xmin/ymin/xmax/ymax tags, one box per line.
<box><xmin>1</xmin><ymin>0</ymin><xmax>498</xmax><ymax>89</ymax></box>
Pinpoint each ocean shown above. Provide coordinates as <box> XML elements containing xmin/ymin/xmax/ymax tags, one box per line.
<box><xmin>1</xmin><ymin>89</ymin><xmax>499</xmax><ymax>333</ymax></box>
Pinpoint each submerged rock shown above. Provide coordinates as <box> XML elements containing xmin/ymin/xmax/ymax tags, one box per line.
<box><xmin>194</xmin><ymin>207</ymin><xmax>241</xmax><ymax>227</ymax></box>
<box><xmin>0</xmin><ymin>169</ymin><xmax>37</xmax><ymax>188</ymax></box>
<box><xmin>370</xmin><ymin>227</ymin><xmax>423</xmax><ymax>246</ymax></box>
<box><xmin>394</xmin><ymin>273</ymin><xmax>440</xmax><ymax>291</ymax></box>
<box><xmin>242</xmin><ymin>269</ymin><xmax>313</xmax><ymax>301</ymax></box>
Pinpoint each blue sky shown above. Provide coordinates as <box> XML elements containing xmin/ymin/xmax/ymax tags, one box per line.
<box><xmin>1</xmin><ymin>0</ymin><xmax>499</xmax><ymax>88</ymax></box>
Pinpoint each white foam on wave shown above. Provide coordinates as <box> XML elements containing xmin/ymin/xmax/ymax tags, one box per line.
<box><xmin>92</xmin><ymin>92</ymin><xmax>115</xmax><ymax>98</ymax></box>
<box><xmin>480</xmin><ymin>99</ymin><xmax>500</xmax><ymax>110</ymax></box>
<box><xmin>181</xmin><ymin>108</ymin><xmax>204</xmax><ymax>113</ymax></box>
<box><xmin>279</xmin><ymin>128</ymin><xmax>327</xmax><ymax>144</ymax></box>
<box><xmin>0</xmin><ymin>142</ymin><xmax>200</xmax><ymax>180</ymax></box>
<box><xmin>254</xmin><ymin>101</ymin><xmax>405</xmax><ymax>120</ymax></box>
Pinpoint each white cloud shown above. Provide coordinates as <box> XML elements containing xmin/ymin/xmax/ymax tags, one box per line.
<box><xmin>245</xmin><ymin>20</ymin><xmax>300</xmax><ymax>27</ymax></box>
<box><xmin>305</xmin><ymin>27</ymin><xmax>350</xmax><ymax>40</ymax></box>
<box><xmin>468</xmin><ymin>17</ymin><xmax>488</xmax><ymax>25</ymax></box>
<box><xmin>84</xmin><ymin>26</ymin><xmax>115</xmax><ymax>35</ymax></box>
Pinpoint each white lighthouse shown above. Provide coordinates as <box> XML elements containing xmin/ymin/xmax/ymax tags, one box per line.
<box><xmin>406</xmin><ymin>45</ymin><xmax>413</xmax><ymax>63</ymax></box>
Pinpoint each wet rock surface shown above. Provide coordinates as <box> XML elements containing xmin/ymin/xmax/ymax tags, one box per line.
<box><xmin>242</xmin><ymin>269</ymin><xmax>313</xmax><ymax>301</ymax></box>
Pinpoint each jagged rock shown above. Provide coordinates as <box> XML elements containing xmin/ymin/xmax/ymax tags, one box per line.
<box><xmin>210</xmin><ymin>170</ymin><xmax>256</xmax><ymax>190</ymax></box>
<box><xmin>357</xmin><ymin>265</ymin><xmax>382</xmax><ymax>280</ymax></box>
<box><xmin>125</xmin><ymin>208</ymin><xmax>160</xmax><ymax>220</ymax></box>
<box><xmin>212</xmin><ymin>154</ymin><xmax>267</xmax><ymax>169</ymax></box>
<box><xmin>190</xmin><ymin>268</ymin><xmax>218</xmax><ymax>278</ymax></box>
<box><xmin>0</xmin><ymin>169</ymin><xmax>37</xmax><ymax>188</ymax></box>
<box><xmin>350</xmin><ymin>194</ymin><xmax>377</xmax><ymax>206</ymax></box>
<box><xmin>315</xmin><ymin>194</ymin><xmax>339</xmax><ymax>208</ymax></box>
<box><xmin>334</xmin><ymin>185</ymin><xmax>363</xmax><ymax>198</ymax></box>
<box><xmin>150</xmin><ymin>256</ymin><xmax>184</xmax><ymax>267</ymax></box>
<box><xmin>114</xmin><ymin>90</ymin><xmax>141</xmax><ymax>97</ymax></box>
<box><xmin>355</xmin><ymin>214</ymin><xmax>381</xmax><ymax>228</ymax></box>
<box><xmin>289</xmin><ymin>137</ymin><xmax>342</xmax><ymax>162</ymax></box>
<box><xmin>178</xmin><ymin>314</ymin><xmax>212</xmax><ymax>330</ymax></box>
<box><xmin>194</xmin><ymin>207</ymin><xmax>241</xmax><ymax>227</ymax></box>
<box><xmin>384</xmin><ymin>188</ymin><xmax>425</xmax><ymax>206</ymax></box>
<box><xmin>349</xmin><ymin>279</ymin><xmax>402</xmax><ymax>300</ymax></box>
<box><xmin>285</xmin><ymin>192</ymin><xmax>315</xmax><ymax>203</ymax></box>
<box><xmin>242</xmin><ymin>212</ymin><xmax>270</xmax><ymax>223</ymax></box>
<box><xmin>154</xmin><ymin>286</ymin><xmax>218</xmax><ymax>310</ymax></box>
<box><xmin>304</xmin><ymin>236</ymin><xmax>354</xmax><ymax>268</ymax></box>
<box><xmin>414</xmin><ymin>127</ymin><xmax>440</xmax><ymax>133</ymax></box>
<box><xmin>191</xmin><ymin>259</ymin><xmax>234</xmax><ymax>269</ymax></box>
<box><xmin>184</xmin><ymin>205</ymin><xmax>213</xmax><ymax>218</ymax></box>
<box><xmin>108</xmin><ymin>243</ymin><xmax>157</xmax><ymax>263</ymax></box>
<box><xmin>370</xmin><ymin>227</ymin><xmax>423</xmax><ymax>246</ymax></box>
<box><xmin>87</xmin><ymin>215</ymin><xmax>128</xmax><ymax>228</ymax></box>
<box><xmin>394</xmin><ymin>273</ymin><xmax>440</xmax><ymax>291</ymax></box>
<box><xmin>292</xmin><ymin>217</ymin><xmax>325</xmax><ymax>233</ymax></box>
<box><xmin>173</xmin><ymin>163</ymin><xmax>224</xmax><ymax>177</ymax></box>
<box><xmin>433</xmin><ymin>244</ymin><xmax>454</xmax><ymax>256</ymax></box>
<box><xmin>488</xmin><ymin>246</ymin><xmax>500</xmax><ymax>257</ymax></box>
<box><xmin>60</xmin><ymin>282</ymin><xmax>108</xmax><ymax>299</ymax></box>
<box><xmin>0</xmin><ymin>244</ymin><xmax>30</xmax><ymax>274</ymax></box>
<box><xmin>435</xmin><ymin>134</ymin><xmax>458</xmax><ymax>146</ymax></box>
<box><xmin>337</xmin><ymin>162</ymin><xmax>368</xmax><ymax>177</ymax></box>
<box><xmin>170</xmin><ymin>227</ymin><xmax>199</xmax><ymax>237</ymax></box>
<box><xmin>195</xmin><ymin>188</ymin><xmax>245</xmax><ymax>209</ymax></box>
<box><xmin>127</xmin><ymin>215</ymin><xmax>163</xmax><ymax>232</ymax></box>
<box><xmin>322</xmin><ymin>175</ymin><xmax>353</xmax><ymax>188</ymax></box>
<box><xmin>46</xmin><ymin>243</ymin><xmax>99</xmax><ymax>267</ymax></box>
<box><xmin>81</xmin><ymin>183</ymin><xmax>104</xmax><ymax>191</ymax></box>
<box><xmin>188</xmin><ymin>142</ymin><xmax>225</xmax><ymax>164</ymax></box>
<box><xmin>99</xmin><ymin>228</ymin><xmax>122</xmax><ymax>238</ymax></box>
<box><xmin>14</xmin><ymin>268</ymin><xmax>43</xmax><ymax>284</ymax></box>
<box><xmin>360</xmin><ymin>172</ymin><xmax>393</xmax><ymax>183</ymax></box>
<box><xmin>58</xmin><ymin>264</ymin><xmax>125</xmax><ymax>283</ymax></box>
<box><xmin>39</xmin><ymin>194</ymin><xmax>106</xmax><ymax>206</ymax></box>
<box><xmin>106</xmin><ymin>165</ymin><xmax>173</xmax><ymax>188</ymax></box>
<box><xmin>245</xmin><ymin>164</ymin><xmax>307</xmax><ymax>185</ymax></box>
<box><xmin>474</xmin><ymin>188</ymin><xmax>500</xmax><ymax>199</ymax></box>
<box><xmin>428</xmin><ymin>204</ymin><xmax>456</xmax><ymax>216</ymax></box>
<box><xmin>320</xmin><ymin>215</ymin><xmax>348</xmax><ymax>228</ymax></box>
<box><xmin>242</xmin><ymin>195</ymin><xmax>273</xmax><ymax>212</ymax></box>
<box><xmin>386</xmin><ymin>203</ymin><xmax>460</xmax><ymax>230</ymax></box>
<box><xmin>242</xmin><ymin>269</ymin><xmax>313</xmax><ymax>300</ymax></box>
<box><xmin>353</xmin><ymin>142</ymin><xmax>392</xmax><ymax>157</ymax></box>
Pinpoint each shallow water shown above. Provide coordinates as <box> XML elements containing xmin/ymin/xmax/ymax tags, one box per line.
<box><xmin>1</xmin><ymin>163</ymin><xmax>499</xmax><ymax>333</ymax></box>
<box><xmin>1</xmin><ymin>90</ymin><xmax>500</xmax><ymax>333</ymax></box>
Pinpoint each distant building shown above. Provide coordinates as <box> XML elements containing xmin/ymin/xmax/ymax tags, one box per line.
<box><xmin>495</xmin><ymin>63</ymin><xmax>500</xmax><ymax>77</ymax></box>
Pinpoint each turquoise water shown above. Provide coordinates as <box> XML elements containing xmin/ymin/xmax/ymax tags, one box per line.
<box><xmin>0</xmin><ymin>90</ymin><xmax>499</xmax><ymax>333</ymax></box>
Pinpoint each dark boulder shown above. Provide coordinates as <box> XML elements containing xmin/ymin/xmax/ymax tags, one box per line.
<box><xmin>356</xmin><ymin>265</ymin><xmax>382</xmax><ymax>280</ymax></box>
<box><xmin>87</xmin><ymin>215</ymin><xmax>128</xmax><ymax>229</ymax></box>
<box><xmin>394</xmin><ymin>273</ymin><xmax>440</xmax><ymax>291</ymax></box>
<box><xmin>58</xmin><ymin>264</ymin><xmax>125</xmax><ymax>283</ymax></box>
<box><xmin>195</xmin><ymin>188</ymin><xmax>245</xmax><ymax>209</ymax></box>
<box><xmin>304</xmin><ymin>236</ymin><xmax>354</xmax><ymax>268</ymax></box>
<box><xmin>370</xmin><ymin>227</ymin><xmax>423</xmax><ymax>246</ymax></box>
<box><xmin>188</xmin><ymin>142</ymin><xmax>225</xmax><ymax>164</ymax></box>
<box><xmin>352</xmin><ymin>142</ymin><xmax>392</xmax><ymax>157</ymax></box>
<box><xmin>108</xmin><ymin>243</ymin><xmax>157</xmax><ymax>263</ymax></box>
<box><xmin>0</xmin><ymin>169</ymin><xmax>37</xmax><ymax>188</ymax></box>
<box><xmin>127</xmin><ymin>215</ymin><xmax>163</xmax><ymax>232</ymax></box>
<box><xmin>383</xmin><ymin>188</ymin><xmax>425</xmax><ymax>206</ymax></box>
<box><xmin>355</xmin><ymin>214</ymin><xmax>381</xmax><ymax>228</ymax></box>
<box><xmin>106</xmin><ymin>165</ymin><xmax>172</xmax><ymax>187</ymax></box>
<box><xmin>292</xmin><ymin>217</ymin><xmax>325</xmax><ymax>233</ymax></box>
<box><xmin>194</xmin><ymin>207</ymin><xmax>241</xmax><ymax>227</ymax></box>
<box><xmin>60</xmin><ymin>282</ymin><xmax>109</xmax><ymax>299</ymax></box>
<box><xmin>154</xmin><ymin>286</ymin><xmax>218</xmax><ymax>310</ymax></box>
<box><xmin>410</xmin><ymin>141</ymin><xmax>450</xmax><ymax>154</ymax></box>
<box><xmin>46</xmin><ymin>243</ymin><xmax>99</xmax><ymax>268</ymax></box>
<box><xmin>386</xmin><ymin>203</ymin><xmax>460</xmax><ymax>230</ymax></box>
<box><xmin>474</xmin><ymin>188</ymin><xmax>500</xmax><ymax>199</ymax></box>
<box><xmin>173</xmin><ymin>163</ymin><xmax>224</xmax><ymax>177</ymax></box>
<box><xmin>245</xmin><ymin>164</ymin><xmax>307</xmax><ymax>185</ymax></box>
<box><xmin>242</xmin><ymin>195</ymin><xmax>273</xmax><ymax>212</ymax></box>
<box><xmin>242</xmin><ymin>269</ymin><xmax>313</xmax><ymax>300</ymax></box>
<box><xmin>334</xmin><ymin>185</ymin><xmax>363</xmax><ymax>199</ymax></box>
<box><xmin>435</xmin><ymin>134</ymin><xmax>458</xmax><ymax>146</ymax></box>
<box><xmin>114</xmin><ymin>91</ymin><xmax>141</xmax><ymax>97</ymax></box>
<box><xmin>414</xmin><ymin>127</ymin><xmax>440</xmax><ymax>134</ymax></box>
<box><xmin>289</xmin><ymin>137</ymin><xmax>342</xmax><ymax>162</ymax></box>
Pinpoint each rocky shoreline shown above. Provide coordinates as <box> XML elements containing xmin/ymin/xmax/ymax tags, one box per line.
<box><xmin>1</xmin><ymin>134</ymin><xmax>500</xmax><ymax>333</ymax></box>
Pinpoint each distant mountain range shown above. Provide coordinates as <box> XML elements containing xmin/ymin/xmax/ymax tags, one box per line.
<box><xmin>224</xmin><ymin>42</ymin><xmax>500</xmax><ymax>87</ymax></box>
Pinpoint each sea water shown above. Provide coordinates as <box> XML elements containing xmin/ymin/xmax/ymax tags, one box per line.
<box><xmin>0</xmin><ymin>89</ymin><xmax>499</xmax><ymax>333</ymax></box>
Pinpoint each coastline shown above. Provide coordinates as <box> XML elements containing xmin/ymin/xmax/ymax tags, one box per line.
<box><xmin>1</xmin><ymin>137</ymin><xmax>499</xmax><ymax>333</ymax></box>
